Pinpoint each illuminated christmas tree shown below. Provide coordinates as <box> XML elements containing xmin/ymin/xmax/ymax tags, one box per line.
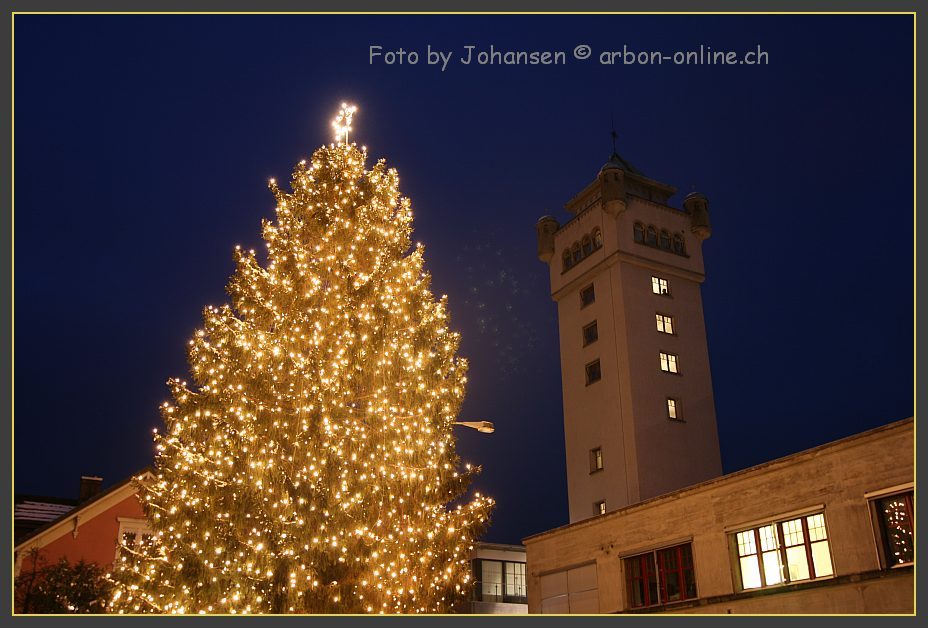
<box><xmin>109</xmin><ymin>105</ymin><xmax>493</xmax><ymax>614</ymax></box>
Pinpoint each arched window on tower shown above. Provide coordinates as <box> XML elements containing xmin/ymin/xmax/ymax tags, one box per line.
<box><xmin>562</xmin><ymin>249</ymin><xmax>572</xmax><ymax>271</ymax></box>
<box><xmin>633</xmin><ymin>222</ymin><xmax>644</xmax><ymax>243</ymax></box>
<box><xmin>592</xmin><ymin>228</ymin><xmax>603</xmax><ymax>250</ymax></box>
<box><xmin>659</xmin><ymin>230</ymin><xmax>671</xmax><ymax>250</ymax></box>
<box><xmin>571</xmin><ymin>242</ymin><xmax>582</xmax><ymax>265</ymax></box>
<box><xmin>646</xmin><ymin>226</ymin><xmax>658</xmax><ymax>246</ymax></box>
<box><xmin>673</xmin><ymin>234</ymin><xmax>685</xmax><ymax>255</ymax></box>
<box><xmin>581</xmin><ymin>235</ymin><xmax>593</xmax><ymax>257</ymax></box>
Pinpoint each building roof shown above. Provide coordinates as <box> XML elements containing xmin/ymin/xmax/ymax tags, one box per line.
<box><xmin>600</xmin><ymin>151</ymin><xmax>642</xmax><ymax>176</ymax></box>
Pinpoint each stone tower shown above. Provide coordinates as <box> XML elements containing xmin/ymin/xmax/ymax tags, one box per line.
<box><xmin>536</xmin><ymin>149</ymin><xmax>722</xmax><ymax>523</ymax></box>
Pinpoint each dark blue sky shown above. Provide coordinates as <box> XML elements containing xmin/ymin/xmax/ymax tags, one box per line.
<box><xmin>14</xmin><ymin>15</ymin><xmax>913</xmax><ymax>545</ymax></box>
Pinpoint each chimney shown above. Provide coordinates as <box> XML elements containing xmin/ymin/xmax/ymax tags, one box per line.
<box><xmin>79</xmin><ymin>476</ymin><xmax>103</xmax><ymax>502</ymax></box>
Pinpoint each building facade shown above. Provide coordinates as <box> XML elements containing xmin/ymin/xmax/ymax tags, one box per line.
<box><xmin>524</xmin><ymin>418</ymin><xmax>913</xmax><ymax>614</ymax></box>
<box><xmin>535</xmin><ymin>151</ymin><xmax>722</xmax><ymax>523</ymax></box>
<box><xmin>465</xmin><ymin>542</ymin><xmax>529</xmax><ymax>614</ymax></box>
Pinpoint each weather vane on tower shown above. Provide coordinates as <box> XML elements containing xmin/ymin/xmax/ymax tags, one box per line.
<box><xmin>332</xmin><ymin>102</ymin><xmax>358</xmax><ymax>145</ymax></box>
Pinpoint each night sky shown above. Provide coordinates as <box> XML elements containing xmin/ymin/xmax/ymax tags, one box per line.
<box><xmin>14</xmin><ymin>15</ymin><xmax>913</xmax><ymax>545</ymax></box>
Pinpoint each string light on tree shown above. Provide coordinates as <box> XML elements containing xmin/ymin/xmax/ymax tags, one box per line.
<box><xmin>108</xmin><ymin>104</ymin><xmax>494</xmax><ymax>614</ymax></box>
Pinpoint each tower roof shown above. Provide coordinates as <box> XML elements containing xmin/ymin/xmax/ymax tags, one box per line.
<box><xmin>600</xmin><ymin>151</ymin><xmax>643</xmax><ymax>176</ymax></box>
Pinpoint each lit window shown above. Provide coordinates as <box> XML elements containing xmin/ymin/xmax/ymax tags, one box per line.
<box><xmin>594</xmin><ymin>500</ymin><xmax>607</xmax><ymax>516</ymax></box>
<box><xmin>580</xmin><ymin>284</ymin><xmax>595</xmax><ymax>307</ymax></box>
<box><xmin>625</xmin><ymin>543</ymin><xmax>697</xmax><ymax>608</ymax></box>
<box><xmin>667</xmin><ymin>398</ymin><xmax>679</xmax><ymax>420</ymax></box>
<box><xmin>656</xmin><ymin>314</ymin><xmax>674</xmax><ymax>334</ymax></box>
<box><xmin>585</xmin><ymin>359</ymin><xmax>602</xmax><ymax>385</ymax></box>
<box><xmin>733</xmin><ymin>513</ymin><xmax>834</xmax><ymax>591</ymax></box>
<box><xmin>659</xmin><ymin>230</ymin><xmax>672</xmax><ymax>250</ymax></box>
<box><xmin>870</xmin><ymin>491</ymin><xmax>914</xmax><ymax>568</ymax></box>
<box><xmin>651</xmin><ymin>276</ymin><xmax>669</xmax><ymax>295</ymax></box>
<box><xmin>659</xmin><ymin>352</ymin><xmax>679</xmax><ymax>374</ymax></box>
<box><xmin>633</xmin><ymin>222</ymin><xmax>645</xmax><ymax>243</ymax></box>
<box><xmin>117</xmin><ymin>517</ymin><xmax>154</xmax><ymax>560</ymax></box>
<box><xmin>590</xmin><ymin>447</ymin><xmax>604</xmax><ymax>473</ymax></box>
<box><xmin>583</xmin><ymin>321</ymin><xmax>598</xmax><ymax>346</ymax></box>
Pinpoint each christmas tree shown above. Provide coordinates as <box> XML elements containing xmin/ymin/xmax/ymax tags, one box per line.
<box><xmin>109</xmin><ymin>105</ymin><xmax>494</xmax><ymax>614</ymax></box>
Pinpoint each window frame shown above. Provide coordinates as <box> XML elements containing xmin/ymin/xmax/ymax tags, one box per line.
<box><xmin>580</xmin><ymin>283</ymin><xmax>596</xmax><ymax>308</ymax></box>
<box><xmin>116</xmin><ymin>516</ymin><xmax>155</xmax><ymax>560</ymax></box>
<box><xmin>594</xmin><ymin>500</ymin><xmax>607</xmax><ymax>516</ymax></box>
<box><xmin>867</xmin><ymin>487</ymin><xmax>914</xmax><ymax>569</ymax></box>
<box><xmin>659</xmin><ymin>352</ymin><xmax>679</xmax><ymax>374</ymax></box>
<box><xmin>666</xmin><ymin>397</ymin><xmax>680</xmax><ymax>421</ymax></box>
<box><xmin>472</xmin><ymin>558</ymin><xmax>528</xmax><ymax>604</ymax></box>
<box><xmin>624</xmin><ymin>542</ymin><xmax>698</xmax><ymax>609</ymax></box>
<box><xmin>585</xmin><ymin>359</ymin><xmax>602</xmax><ymax>385</ymax></box>
<box><xmin>590</xmin><ymin>447</ymin><xmax>604</xmax><ymax>474</ymax></box>
<box><xmin>582</xmin><ymin>320</ymin><xmax>599</xmax><ymax>347</ymax></box>
<box><xmin>731</xmin><ymin>511</ymin><xmax>834</xmax><ymax>592</ymax></box>
<box><xmin>656</xmin><ymin>313</ymin><xmax>675</xmax><ymax>335</ymax></box>
<box><xmin>651</xmin><ymin>276</ymin><xmax>670</xmax><ymax>296</ymax></box>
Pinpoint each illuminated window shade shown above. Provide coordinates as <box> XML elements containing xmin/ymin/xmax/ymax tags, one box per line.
<box><xmin>590</xmin><ymin>447</ymin><xmax>604</xmax><ymax>473</ymax></box>
<box><xmin>651</xmin><ymin>276</ymin><xmax>669</xmax><ymax>295</ymax></box>
<box><xmin>656</xmin><ymin>314</ymin><xmax>674</xmax><ymax>334</ymax></box>
<box><xmin>659</xmin><ymin>352</ymin><xmax>679</xmax><ymax>374</ymax></box>
<box><xmin>594</xmin><ymin>500</ymin><xmax>607</xmax><ymax>516</ymax></box>
<box><xmin>666</xmin><ymin>398</ymin><xmax>679</xmax><ymax>420</ymax></box>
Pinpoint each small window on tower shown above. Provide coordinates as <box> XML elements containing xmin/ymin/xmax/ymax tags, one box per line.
<box><xmin>581</xmin><ymin>235</ymin><xmax>593</xmax><ymax>257</ymax></box>
<box><xmin>633</xmin><ymin>222</ymin><xmax>645</xmax><ymax>243</ymax></box>
<box><xmin>562</xmin><ymin>250</ymin><xmax>572</xmax><ymax>271</ymax></box>
<box><xmin>571</xmin><ymin>242</ymin><xmax>582</xmax><ymax>265</ymax></box>
<box><xmin>583</xmin><ymin>321</ymin><xmax>599</xmax><ymax>346</ymax></box>
<box><xmin>594</xmin><ymin>500</ymin><xmax>607</xmax><ymax>516</ymax></box>
<box><xmin>659</xmin><ymin>230</ymin><xmax>672</xmax><ymax>250</ymax></box>
<box><xmin>659</xmin><ymin>352</ymin><xmax>679</xmax><ymax>374</ymax></box>
<box><xmin>651</xmin><ymin>276</ymin><xmax>670</xmax><ymax>296</ymax></box>
<box><xmin>656</xmin><ymin>314</ymin><xmax>674</xmax><ymax>335</ymax></box>
<box><xmin>590</xmin><ymin>447</ymin><xmax>604</xmax><ymax>473</ymax></box>
<box><xmin>580</xmin><ymin>284</ymin><xmax>596</xmax><ymax>307</ymax></box>
<box><xmin>646</xmin><ymin>226</ymin><xmax>658</xmax><ymax>246</ymax></box>
<box><xmin>592</xmin><ymin>228</ymin><xmax>603</xmax><ymax>249</ymax></box>
<box><xmin>585</xmin><ymin>359</ymin><xmax>602</xmax><ymax>385</ymax></box>
<box><xmin>673</xmin><ymin>234</ymin><xmax>685</xmax><ymax>255</ymax></box>
<box><xmin>667</xmin><ymin>398</ymin><xmax>680</xmax><ymax>420</ymax></box>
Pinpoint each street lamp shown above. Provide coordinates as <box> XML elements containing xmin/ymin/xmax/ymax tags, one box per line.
<box><xmin>454</xmin><ymin>421</ymin><xmax>495</xmax><ymax>434</ymax></box>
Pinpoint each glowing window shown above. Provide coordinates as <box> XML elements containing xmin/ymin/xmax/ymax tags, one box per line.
<box><xmin>659</xmin><ymin>352</ymin><xmax>679</xmax><ymax>374</ymax></box>
<box><xmin>733</xmin><ymin>513</ymin><xmax>833</xmax><ymax>591</ymax></box>
<box><xmin>594</xmin><ymin>500</ymin><xmax>607</xmax><ymax>516</ymax></box>
<box><xmin>870</xmin><ymin>491</ymin><xmax>914</xmax><ymax>568</ymax></box>
<box><xmin>667</xmin><ymin>398</ymin><xmax>679</xmax><ymax>420</ymax></box>
<box><xmin>651</xmin><ymin>276</ymin><xmax>669</xmax><ymax>295</ymax></box>
<box><xmin>656</xmin><ymin>314</ymin><xmax>674</xmax><ymax>334</ymax></box>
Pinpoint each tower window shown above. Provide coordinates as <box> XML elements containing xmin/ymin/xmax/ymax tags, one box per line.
<box><xmin>594</xmin><ymin>500</ymin><xmax>607</xmax><ymax>516</ymax></box>
<box><xmin>592</xmin><ymin>228</ymin><xmax>603</xmax><ymax>249</ymax></box>
<box><xmin>659</xmin><ymin>352</ymin><xmax>679</xmax><ymax>374</ymax></box>
<box><xmin>659</xmin><ymin>230</ymin><xmax>672</xmax><ymax>250</ymax></box>
<box><xmin>585</xmin><ymin>359</ymin><xmax>602</xmax><ymax>385</ymax></box>
<box><xmin>562</xmin><ymin>250</ymin><xmax>572</xmax><ymax>271</ymax></box>
<box><xmin>633</xmin><ymin>222</ymin><xmax>644</xmax><ymax>243</ymax></box>
<box><xmin>651</xmin><ymin>276</ymin><xmax>669</xmax><ymax>296</ymax></box>
<box><xmin>571</xmin><ymin>242</ymin><xmax>582</xmax><ymax>264</ymax></box>
<box><xmin>580</xmin><ymin>284</ymin><xmax>595</xmax><ymax>307</ymax></box>
<box><xmin>590</xmin><ymin>447</ymin><xmax>604</xmax><ymax>473</ymax></box>
<box><xmin>673</xmin><ymin>234</ymin><xmax>685</xmax><ymax>255</ymax></box>
<box><xmin>582</xmin><ymin>321</ymin><xmax>599</xmax><ymax>346</ymax></box>
<box><xmin>646</xmin><ymin>226</ymin><xmax>658</xmax><ymax>246</ymax></box>
<box><xmin>667</xmin><ymin>398</ymin><xmax>679</xmax><ymax>420</ymax></box>
<box><xmin>581</xmin><ymin>235</ymin><xmax>593</xmax><ymax>257</ymax></box>
<box><xmin>656</xmin><ymin>314</ymin><xmax>674</xmax><ymax>335</ymax></box>
<box><xmin>733</xmin><ymin>513</ymin><xmax>833</xmax><ymax>591</ymax></box>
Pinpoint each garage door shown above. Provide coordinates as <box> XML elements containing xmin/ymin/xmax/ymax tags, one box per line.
<box><xmin>539</xmin><ymin>563</ymin><xmax>599</xmax><ymax>613</ymax></box>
